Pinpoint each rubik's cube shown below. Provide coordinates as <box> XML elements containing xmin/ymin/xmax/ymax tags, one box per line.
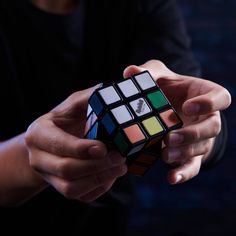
<box><xmin>84</xmin><ymin>71</ymin><xmax>183</xmax><ymax>176</ymax></box>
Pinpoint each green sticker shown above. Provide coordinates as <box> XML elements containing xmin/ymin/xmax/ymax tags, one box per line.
<box><xmin>114</xmin><ymin>132</ymin><xmax>129</xmax><ymax>154</ymax></box>
<box><xmin>147</xmin><ymin>90</ymin><xmax>168</xmax><ymax>109</ymax></box>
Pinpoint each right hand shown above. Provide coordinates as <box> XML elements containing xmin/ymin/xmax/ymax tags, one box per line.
<box><xmin>25</xmin><ymin>86</ymin><xmax>127</xmax><ymax>203</ymax></box>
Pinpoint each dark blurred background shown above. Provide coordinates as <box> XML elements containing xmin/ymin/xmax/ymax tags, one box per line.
<box><xmin>127</xmin><ymin>0</ymin><xmax>236</xmax><ymax>235</ymax></box>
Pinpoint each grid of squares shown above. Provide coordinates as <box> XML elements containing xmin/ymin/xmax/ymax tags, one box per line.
<box><xmin>84</xmin><ymin>71</ymin><xmax>183</xmax><ymax>176</ymax></box>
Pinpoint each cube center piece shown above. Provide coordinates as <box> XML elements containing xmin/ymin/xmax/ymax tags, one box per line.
<box><xmin>84</xmin><ymin>71</ymin><xmax>183</xmax><ymax>175</ymax></box>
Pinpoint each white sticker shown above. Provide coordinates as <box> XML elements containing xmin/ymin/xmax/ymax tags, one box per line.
<box><xmin>117</xmin><ymin>79</ymin><xmax>139</xmax><ymax>98</ymax></box>
<box><xmin>99</xmin><ymin>86</ymin><xmax>121</xmax><ymax>105</ymax></box>
<box><xmin>111</xmin><ymin>105</ymin><xmax>133</xmax><ymax>124</ymax></box>
<box><xmin>86</xmin><ymin>104</ymin><xmax>92</xmax><ymax>117</ymax></box>
<box><xmin>134</xmin><ymin>72</ymin><xmax>156</xmax><ymax>90</ymax></box>
<box><xmin>130</xmin><ymin>98</ymin><xmax>151</xmax><ymax>117</ymax></box>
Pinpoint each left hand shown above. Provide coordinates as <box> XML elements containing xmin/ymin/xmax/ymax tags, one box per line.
<box><xmin>124</xmin><ymin>60</ymin><xmax>231</xmax><ymax>184</ymax></box>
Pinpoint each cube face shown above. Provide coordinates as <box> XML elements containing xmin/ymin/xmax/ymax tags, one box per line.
<box><xmin>98</xmin><ymin>86</ymin><xmax>121</xmax><ymax>105</ymax></box>
<box><xmin>129</xmin><ymin>98</ymin><xmax>152</xmax><ymax>117</ymax></box>
<box><xmin>111</xmin><ymin>105</ymin><xmax>134</xmax><ymax>125</ymax></box>
<box><xmin>134</xmin><ymin>72</ymin><xmax>156</xmax><ymax>91</ymax></box>
<box><xmin>147</xmin><ymin>90</ymin><xmax>169</xmax><ymax>110</ymax></box>
<box><xmin>142</xmin><ymin>116</ymin><xmax>164</xmax><ymax>136</ymax></box>
<box><xmin>84</xmin><ymin>71</ymin><xmax>183</xmax><ymax>176</ymax></box>
<box><xmin>123</xmin><ymin>124</ymin><xmax>146</xmax><ymax>144</ymax></box>
<box><xmin>117</xmin><ymin>79</ymin><xmax>140</xmax><ymax>98</ymax></box>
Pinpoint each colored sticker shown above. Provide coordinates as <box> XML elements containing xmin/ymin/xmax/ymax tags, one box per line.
<box><xmin>117</xmin><ymin>79</ymin><xmax>139</xmax><ymax>98</ymax></box>
<box><xmin>87</xmin><ymin>122</ymin><xmax>98</xmax><ymax>140</ymax></box>
<box><xmin>101</xmin><ymin>113</ymin><xmax>116</xmax><ymax>134</ymax></box>
<box><xmin>159</xmin><ymin>109</ymin><xmax>181</xmax><ymax>128</ymax></box>
<box><xmin>129</xmin><ymin>98</ymin><xmax>152</xmax><ymax>117</ymax></box>
<box><xmin>114</xmin><ymin>132</ymin><xmax>129</xmax><ymax>154</ymax></box>
<box><xmin>111</xmin><ymin>105</ymin><xmax>133</xmax><ymax>124</ymax></box>
<box><xmin>90</xmin><ymin>94</ymin><xmax>104</xmax><ymax>115</ymax></box>
<box><xmin>99</xmin><ymin>86</ymin><xmax>121</xmax><ymax>105</ymax></box>
<box><xmin>86</xmin><ymin>104</ymin><xmax>92</xmax><ymax>117</ymax></box>
<box><xmin>142</xmin><ymin>116</ymin><xmax>164</xmax><ymax>136</ymax></box>
<box><xmin>84</xmin><ymin>112</ymin><xmax>97</xmax><ymax>136</ymax></box>
<box><xmin>123</xmin><ymin>124</ymin><xmax>146</xmax><ymax>144</ymax></box>
<box><xmin>134</xmin><ymin>72</ymin><xmax>156</xmax><ymax>90</ymax></box>
<box><xmin>147</xmin><ymin>90</ymin><xmax>169</xmax><ymax>109</ymax></box>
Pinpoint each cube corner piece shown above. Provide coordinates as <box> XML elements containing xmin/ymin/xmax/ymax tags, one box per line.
<box><xmin>85</xmin><ymin>70</ymin><xmax>183</xmax><ymax>176</ymax></box>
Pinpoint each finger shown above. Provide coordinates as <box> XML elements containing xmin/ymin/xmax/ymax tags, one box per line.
<box><xmin>25</xmin><ymin>119</ymin><xmax>107</xmax><ymax>158</ymax></box>
<box><xmin>167</xmin><ymin>155</ymin><xmax>202</xmax><ymax>185</ymax></box>
<box><xmin>29</xmin><ymin>150</ymin><xmax>126</xmax><ymax>180</ymax></box>
<box><xmin>164</xmin><ymin>112</ymin><xmax>221</xmax><ymax>147</ymax></box>
<box><xmin>123</xmin><ymin>60</ymin><xmax>175</xmax><ymax>79</ymax></box>
<box><xmin>162</xmin><ymin>139</ymin><xmax>212</xmax><ymax>164</ymax></box>
<box><xmin>183</xmin><ymin>87</ymin><xmax>231</xmax><ymax>116</ymax></box>
<box><xmin>42</xmin><ymin>165</ymin><xmax>127</xmax><ymax>199</ymax></box>
<box><xmin>51</xmin><ymin>84</ymin><xmax>101</xmax><ymax>115</ymax></box>
<box><xmin>78</xmin><ymin>180</ymin><xmax>115</xmax><ymax>203</ymax></box>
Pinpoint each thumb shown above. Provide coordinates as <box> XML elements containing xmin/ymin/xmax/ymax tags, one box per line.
<box><xmin>123</xmin><ymin>65</ymin><xmax>144</xmax><ymax>78</ymax></box>
<box><xmin>123</xmin><ymin>60</ymin><xmax>176</xmax><ymax>80</ymax></box>
<box><xmin>52</xmin><ymin>84</ymin><xmax>101</xmax><ymax>114</ymax></box>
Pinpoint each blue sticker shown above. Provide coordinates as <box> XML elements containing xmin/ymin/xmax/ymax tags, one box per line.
<box><xmin>101</xmin><ymin>113</ymin><xmax>116</xmax><ymax>134</ymax></box>
<box><xmin>90</xmin><ymin>94</ymin><xmax>104</xmax><ymax>116</ymax></box>
<box><xmin>88</xmin><ymin>122</ymin><xmax>98</xmax><ymax>140</ymax></box>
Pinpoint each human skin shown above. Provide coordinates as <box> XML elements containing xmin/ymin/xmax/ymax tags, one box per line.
<box><xmin>0</xmin><ymin>84</ymin><xmax>127</xmax><ymax>206</ymax></box>
<box><xmin>0</xmin><ymin>60</ymin><xmax>231</xmax><ymax>207</ymax></box>
<box><xmin>124</xmin><ymin>60</ymin><xmax>231</xmax><ymax>184</ymax></box>
<box><xmin>31</xmin><ymin>0</ymin><xmax>79</xmax><ymax>14</ymax></box>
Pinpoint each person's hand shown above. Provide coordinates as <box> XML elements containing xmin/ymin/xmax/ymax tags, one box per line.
<box><xmin>25</xmin><ymin>86</ymin><xmax>127</xmax><ymax>203</ymax></box>
<box><xmin>124</xmin><ymin>60</ymin><xmax>231</xmax><ymax>184</ymax></box>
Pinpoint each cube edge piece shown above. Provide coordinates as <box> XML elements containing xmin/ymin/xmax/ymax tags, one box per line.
<box><xmin>85</xmin><ymin>70</ymin><xmax>183</xmax><ymax>176</ymax></box>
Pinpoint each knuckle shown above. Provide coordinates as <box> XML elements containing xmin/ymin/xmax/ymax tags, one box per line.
<box><xmin>182</xmin><ymin>158</ymin><xmax>201</xmax><ymax>181</ymax></box>
<box><xmin>150</xmin><ymin>59</ymin><xmax>166</xmax><ymax>68</ymax></box>
<box><xmin>25</xmin><ymin>123</ymin><xmax>38</xmax><ymax>146</ymax></box>
<box><xmin>203</xmin><ymin>140</ymin><xmax>212</xmax><ymax>154</ymax></box>
<box><xmin>55</xmin><ymin>160</ymin><xmax>71</xmax><ymax>179</ymax></box>
<box><xmin>61</xmin><ymin>182</ymin><xmax>76</xmax><ymax>199</ymax></box>
<box><xmin>28</xmin><ymin>154</ymin><xmax>37</xmax><ymax>169</ymax></box>
<box><xmin>68</xmin><ymin>91</ymin><xmax>82</xmax><ymax>102</ymax></box>
<box><xmin>25</xmin><ymin>116</ymin><xmax>49</xmax><ymax>146</ymax></box>
<box><xmin>212</xmin><ymin>117</ymin><xmax>222</xmax><ymax>136</ymax></box>
<box><xmin>190</xmin><ymin>126</ymin><xmax>200</xmax><ymax>142</ymax></box>
<box><xmin>190</xmin><ymin>159</ymin><xmax>201</xmax><ymax>178</ymax></box>
<box><xmin>206</xmin><ymin>97</ymin><xmax>215</xmax><ymax>111</ymax></box>
<box><xmin>186</xmin><ymin>145</ymin><xmax>195</xmax><ymax>157</ymax></box>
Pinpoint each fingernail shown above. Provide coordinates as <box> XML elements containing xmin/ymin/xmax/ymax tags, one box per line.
<box><xmin>185</xmin><ymin>103</ymin><xmax>200</xmax><ymax>115</ymax></box>
<box><xmin>89</xmin><ymin>146</ymin><xmax>107</xmax><ymax>158</ymax></box>
<box><xmin>175</xmin><ymin>174</ymin><xmax>183</xmax><ymax>184</ymax></box>
<box><xmin>169</xmin><ymin>133</ymin><xmax>184</xmax><ymax>146</ymax></box>
<box><xmin>109</xmin><ymin>153</ymin><xmax>126</xmax><ymax>166</ymax></box>
<box><xmin>168</xmin><ymin>149</ymin><xmax>181</xmax><ymax>162</ymax></box>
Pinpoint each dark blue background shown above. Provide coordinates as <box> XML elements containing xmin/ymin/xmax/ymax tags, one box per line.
<box><xmin>128</xmin><ymin>1</ymin><xmax>236</xmax><ymax>235</ymax></box>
